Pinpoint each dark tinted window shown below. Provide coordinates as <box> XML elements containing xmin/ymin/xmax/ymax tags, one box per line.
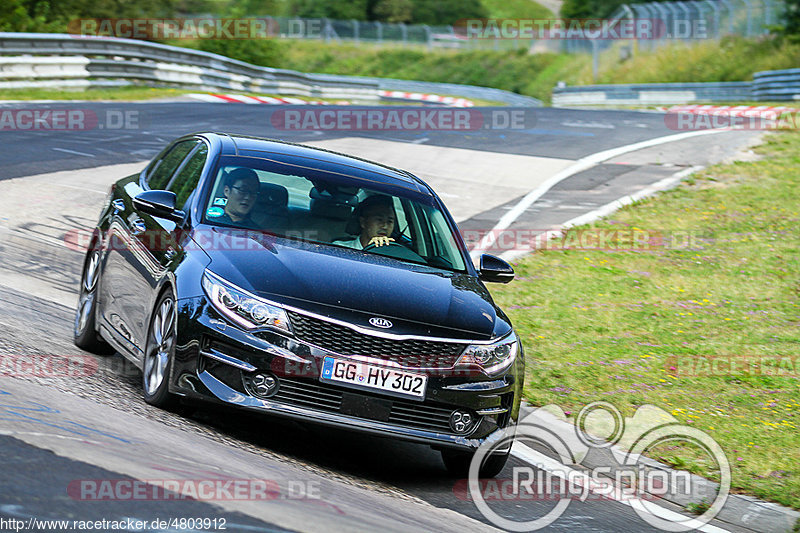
<box><xmin>203</xmin><ymin>156</ymin><xmax>466</xmax><ymax>271</ymax></box>
<box><xmin>169</xmin><ymin>144</ymin><xmax>208</xmax><ymax>207</ymax></box>
<box><xmin>147</xmin><ymin>140</ymin><xmax>197</xmax><ymax>190</ymax></box>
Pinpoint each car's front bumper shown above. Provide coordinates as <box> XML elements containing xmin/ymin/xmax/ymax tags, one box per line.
<box><xmin>170</xmin><ymin>296</ymin><xmax>523</xmax><ymax>452</ymax></box>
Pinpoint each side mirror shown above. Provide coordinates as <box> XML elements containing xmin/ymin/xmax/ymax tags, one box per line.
<box><xmin>133</xmin><ymin>190</ymin><xmax>185</xmax><ymax>223</ymax></box>
<box><xmin>479</xmin><ymin>254</ymin><xmax>514</xmax><ymax>283</ymax></box>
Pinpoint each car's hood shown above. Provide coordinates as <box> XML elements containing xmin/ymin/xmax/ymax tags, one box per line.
<box><xmin>195</xmin><ymin>227</ymin><xmax>509</xmax><ymax>340</ymax></box>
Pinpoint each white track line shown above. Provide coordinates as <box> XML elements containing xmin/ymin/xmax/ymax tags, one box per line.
<box><xmin>470</xmin><ymin>129</ymin><xmax>725</xmax><ymax>258</ymax></box>
<box><xmin>500</xmin><ymin>165</ymin><xmax>705</xmax><ymax>262</ymax></box>
<box><xmin>52</xmin><ymin>147</ymin><xmax>95</xmax><ymax>158</ymax></box>
<box><xmin>511</xmin><ymin>442</ymin><xmax>730</xmax><ymax>532</ymax></box>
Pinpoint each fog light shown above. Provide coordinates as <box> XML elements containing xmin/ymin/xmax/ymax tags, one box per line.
<box><xmin>449</xmin><ymin>409</ymin><xmax>477</xmax><ymax>434</ymax></box>
<box><xmin>244</xmin><ymin>372</ymin><xmax>279</xmax><ymax>399</ymax></box>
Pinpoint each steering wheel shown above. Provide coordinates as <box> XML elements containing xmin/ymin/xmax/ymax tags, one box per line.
<box><xmin>363</xmin><ymin>241</ymin><xmax>425</xmax><ymax>262</ymax></box>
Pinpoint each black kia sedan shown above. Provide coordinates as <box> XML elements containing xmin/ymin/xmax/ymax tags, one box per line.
<box><xmin>74</xmin><ymin>132</ymin><xmax>523</xmax><ymax>477</ymax></box>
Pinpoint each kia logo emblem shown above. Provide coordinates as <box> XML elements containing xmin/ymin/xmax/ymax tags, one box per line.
<box><xmin>369</xmin><ymin>317</ymin><xmax>393</xmax><ymax>329</ymax></box>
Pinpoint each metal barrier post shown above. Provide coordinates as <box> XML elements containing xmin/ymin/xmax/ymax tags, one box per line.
<box><xmin>652</xmin><ymin>2</ymin><xmax>671</xmax><ymax>43</ymax></box>
<box><xmin>740</xmin><ymin>0</ymin><xmax>754</xmax><ymax>35</ymax></box>
<box><xmin>704</xmin><ymin>0</ymin><xmax>721</xmax><ymax>37</ymax></box>
<box><xmin>665</xmin><ymin>2</ymin><xmax>681</xmax><ymax>38</ymax></box>
<box><xmin>718</xmin><ymin>0</ymin><xmax>735</xmax><ymax>34</ymax></box>
<box><xmin>763</xmin><ymin>0</ymin><xmax>774</xmax><ymax>27</ymax></box>
<box><xmin>694</xmin><ymin>0</ymin><xmax>713</xmax><ymax>38</ymax></box>
<box><xmin>632</xmin><ymin>4</ymin><xmax>650</xmax><ymax>50</ymax></box>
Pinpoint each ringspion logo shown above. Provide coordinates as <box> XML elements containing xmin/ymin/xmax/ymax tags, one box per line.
<box><xmin>469</xmin><ymin>402</ymin><xmax>730</xmax><ymax>531</ymax></box>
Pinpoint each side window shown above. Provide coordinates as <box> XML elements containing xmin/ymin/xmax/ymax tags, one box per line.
<box><xmin>168</xmin><ymin>144</ymin><xmax>208</xmax><ymax>208</ymax></box>
<box><xmin>147</xmin><ymin>141</ymin><xmax>198</xmax><ymax>190</ymax></box>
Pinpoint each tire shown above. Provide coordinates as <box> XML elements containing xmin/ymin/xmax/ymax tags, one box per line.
<box><xmin>73</xmin><ymin>247</ymin><xmax>113</xmax><ymax>354</ymax></box>
<box><xmin>142</xmin><ymin>291</ymin><xmax>178</xmax><ymax>408</ymax></box>
<box><xmin>441</xmin><ymin>448</ymin><xmax>510</xmax><ymax>478</ymax></box>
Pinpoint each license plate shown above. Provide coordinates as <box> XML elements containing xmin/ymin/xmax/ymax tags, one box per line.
<box><xmin>320</xmin><ymin>357</ymin><xmax>427</xmax><ymax>400</ymax></box>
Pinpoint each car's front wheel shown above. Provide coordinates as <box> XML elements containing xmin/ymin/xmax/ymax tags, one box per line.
<box><xmin>441</xmin><ymin>448</ymin><xmax>511</xmax><ymax>478</ymax></box>
<box><xmin>143</xmin><ymin>292</ymin><xmax>178</xmax><ymax>408</ymax></box>
<box><xmin>74</xmin><ymin>247</ymin><xmax>113</xmax><ymax>354</ymax></box>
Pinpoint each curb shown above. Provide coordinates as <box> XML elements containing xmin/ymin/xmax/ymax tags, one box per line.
<box><xmin>518</xmin><ymin>404</ymin><xmax>800</xmax><ymax>532</ymax></box>
<box><xmin>378</xmin><ymin>90</ymin><xmax>474</xmax><ymax>107</ymax></box>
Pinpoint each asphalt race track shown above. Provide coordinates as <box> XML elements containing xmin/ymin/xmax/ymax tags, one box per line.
<box><xmin>0</xmin><ymin>101</ymin><xmax>763</xmax><ymax>532</ymax></box>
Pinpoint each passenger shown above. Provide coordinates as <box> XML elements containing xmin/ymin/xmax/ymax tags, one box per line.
<box><xmin>215</xmin><ymin>168</ymin><xmax>261</xmax><ymax>229</ymax></box>
<box><xmin>333</xmin><ymin>194</ymin><xmax>396</xmax><ymax>249</ymax></box>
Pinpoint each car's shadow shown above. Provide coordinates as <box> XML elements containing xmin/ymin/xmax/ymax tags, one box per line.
<box><xmin>187</xmin><ymin>393</ymin><xmax>453</xmax><ymax>483</ymax></box>
<box><xmin>99</xmin><ymin>351</ymin><xmax>455</xmax><ymax>485</ymax></box>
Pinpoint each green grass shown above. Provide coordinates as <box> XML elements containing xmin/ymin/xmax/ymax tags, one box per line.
<box><xmin>481</xmin><ymin>0</ymin><xmax>553</xmax><ymax>19</ymax></box>
<box><xmin>209</xmin><ymin>40</ymin><xmax>573</xmax><ymax>102</ymax></box>
<box><xmin>178</xmin><ymin>34</ymin><xmax>800</xmax><ymax>104</ymax></box>
<box><xmin>489</xmin><ymin>131</ymin><xmax>800</xmax><ymax>508</ymax></box>
<box><xmin>578</xmin><ymin>36</ymin><xmax>800</xmax><ymax>86</ymax></box>
<box><xmin>0</xmin><ymin>86</ymin><xmax>188</xmax><ymax>101</ymax></box>
<box><xmin>0</xmin><ymin>85</ymin><xmax>508</xmax><ymax>106</ymax></box>
<box><xmin>9</xmin><ymin>32</ymin><xmax>800</xmax><ymax>105</ymax></box>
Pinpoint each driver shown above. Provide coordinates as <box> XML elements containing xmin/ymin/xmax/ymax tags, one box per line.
<box><xmin>333</xmin><ymin>194</ymin><xmax>396</xmax><ymax>249</ymax></box>
<box><xmin>216</xmin><ymin>168</ymin><xmax>261</xmax><ymax>229</ymax></box>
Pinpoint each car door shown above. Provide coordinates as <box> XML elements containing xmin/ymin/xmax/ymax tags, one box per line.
<box><xmin>101</xmin><ymin>139</ymin><xmax>208</xmax><ymax>359</ymax></box>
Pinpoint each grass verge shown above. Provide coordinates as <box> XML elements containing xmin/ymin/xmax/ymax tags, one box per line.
<box><xmin>488</xmin><ymin>130</ymin><xmax>800</xmax><ymax>509</ymax></box>
<box><xmin>0</xmin><ymin>86</ymin><xmax>188</xmax><ymax>101</ymax></box>
<box><xmin>184</xmin><ymin>35</ymin><xmax>800</xmax><ymax>104</ymax></box>
<box><xmin>482</xmin><ymin>0</ymin><xmax>553</xmax><ymax>19</ymax></box>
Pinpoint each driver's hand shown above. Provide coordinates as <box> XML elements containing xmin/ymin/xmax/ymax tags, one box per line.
<box><xmin>368</xmin><ymin>236</ymin><xmax>394</xmax><ymax>247</ymax></box>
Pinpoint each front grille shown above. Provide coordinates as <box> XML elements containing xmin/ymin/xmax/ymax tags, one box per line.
<box><xmin>287</xmin><ymin>311</ymin><xmax>465</xmax><ymax>368</ymax></box>
<box><xmin>272</xmin><ymin>377</ymin><xmax>457</xmax><ymax>434</ymax></box>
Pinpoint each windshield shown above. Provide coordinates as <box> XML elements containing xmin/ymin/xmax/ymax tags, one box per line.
<box><xmin>202</xmin><ymin>155</ymin><xmax>467</xmax><ymax>272</ymax></box>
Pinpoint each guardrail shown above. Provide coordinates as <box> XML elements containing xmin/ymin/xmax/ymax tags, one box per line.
<box><xmin>553</xmin><ymin>70</ymin><xmax>800</xmax><ymax>106</ymax></box>
<box><xmin>0</xmin><ymin>32</ymin><xmax>379</xmax><ymax>99</ymax></box>
<box><xmin>753</xmin><ymin>68</ymin><xmax>800</xmax><ymax>101</ymax></box>
<box><xmin>0</xmin><ymin>32</ymin><xmax>541</xmax><ymax>106</ymax></box>
<box><xmin>552</xmin><ymin>81</ymin><xmax>753</xmax><ymax>106</ymax></box>
<box><xmin>312</xmin><ymin>74</ymin><xmax>542</xmax><ymax>106</ymax></box>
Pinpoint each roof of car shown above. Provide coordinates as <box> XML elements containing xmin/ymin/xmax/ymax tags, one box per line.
<box><xmin>202</xmin><ymin>132</ymin><xmax>432</xmax><ymax>196</ymax></box>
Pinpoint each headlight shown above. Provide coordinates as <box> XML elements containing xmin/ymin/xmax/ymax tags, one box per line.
<box><xmin>455</xmin><ymin>332</ymin><xmax>518</xmax><ymax>376</ymax></box>
<box><xmin>202</xmin><ymin>270</ymin><xmax>291</xmax><ymax>332</ymax></box>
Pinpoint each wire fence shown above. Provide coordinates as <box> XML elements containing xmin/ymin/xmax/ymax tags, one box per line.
<box><xmin>260</xmin><ymin>1</ymin><xmax>786</xmax><ymax>54</ymax></box>
<box><xmin>263</xmin><ymin>17</ymin><xmax>459</xmax><ymax>49</ymax></box>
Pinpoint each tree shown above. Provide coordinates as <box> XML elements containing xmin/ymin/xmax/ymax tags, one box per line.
<box><xmin>287</xmin><ymin>0</ymin><xmax>368</xmax><ymax>20</ymax></box>
<box><xmin>372</xmin><ymin>0</ymin><xmax>413</xmax><ymax>23</ymax></box>
<box><xmin>408</xmin><ymin>0</ymin><xmax>487</xmax><ymax>25</ymax></box>
<box><xmin>561</xmin><ymin>0</ymin><xmax>629</xmax><ymax>20</ymax></box>
<box><xmin>783</xmin><ymin>0</ymin><xmax>800</xmax><ymax>39</ymax></box>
